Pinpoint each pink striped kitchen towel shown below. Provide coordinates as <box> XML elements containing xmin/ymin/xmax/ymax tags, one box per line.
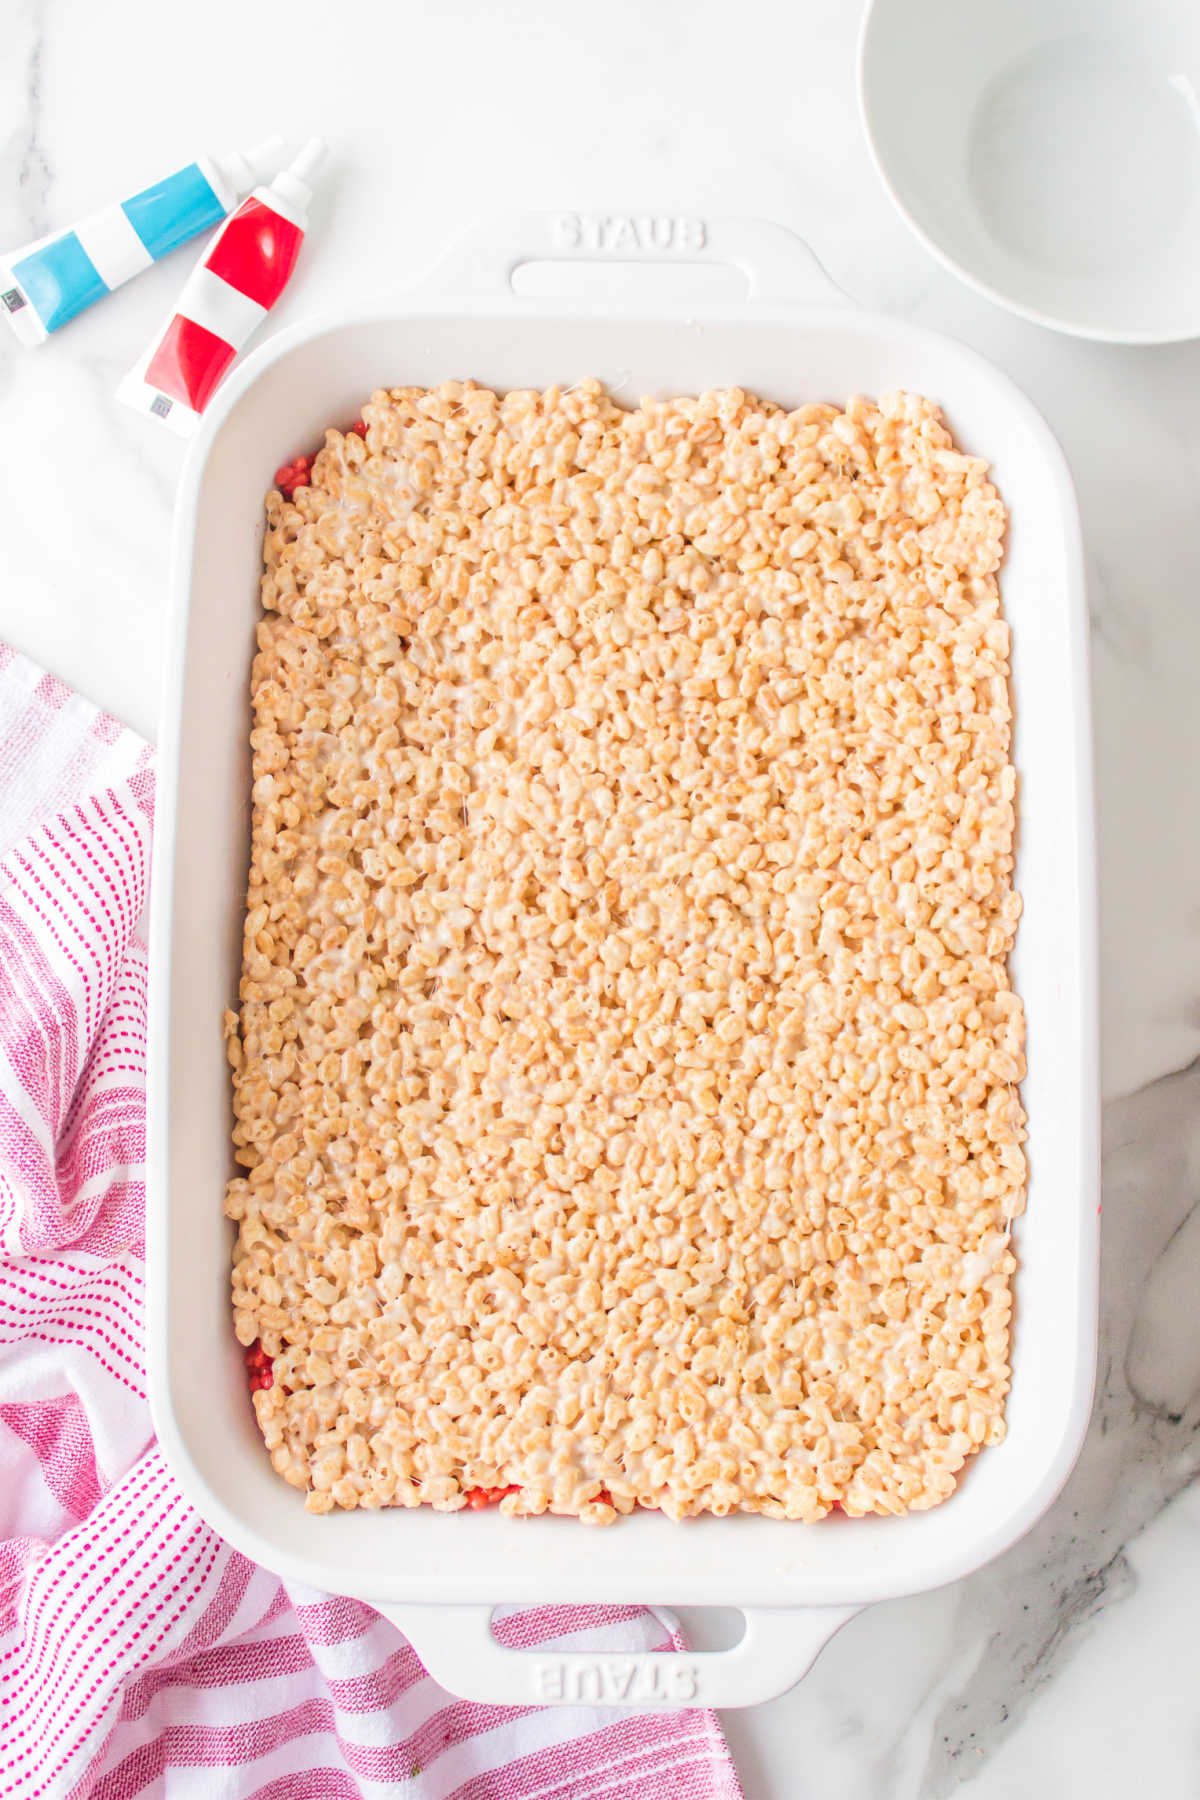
<box><xmin>0</xmin><ymin>645</ymin><xmax>744</xmax><ymax>1800</ymax></box>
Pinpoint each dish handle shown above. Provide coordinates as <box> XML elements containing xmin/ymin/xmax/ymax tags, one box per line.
<box><xmin>378</xmin><ymin>1601</ymin><xmax>861</xmax><ymax>1709</ymax></box>
<box><xmin>413</xmin><ymin>209</ymin><xmax>848</xmax><ymax>308</ymax></box>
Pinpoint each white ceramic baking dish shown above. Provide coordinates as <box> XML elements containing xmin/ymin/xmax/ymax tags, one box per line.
<box><xmin>149</xmin><ymin>213</ymin><xmax>1099</xmax><ymax>1710</ymax></box>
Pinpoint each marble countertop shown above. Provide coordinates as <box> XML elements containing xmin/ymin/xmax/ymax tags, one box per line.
<box><xmin>2</xmin><ymin>1</ymin><xmax>1197</xmax><ymax>1793</ymax></box>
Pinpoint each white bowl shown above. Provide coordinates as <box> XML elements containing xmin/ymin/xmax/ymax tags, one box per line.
<box><xmin>858</xmin><ymin>0</ymin><xmax>1200</xmax><ymax>343</ymax></box>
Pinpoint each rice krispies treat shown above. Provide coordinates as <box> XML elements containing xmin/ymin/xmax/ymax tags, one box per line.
<box><xmin>224</xmin><ymin>379</ymin><xmax>1026</xmax><ymax>1524</ymax></box>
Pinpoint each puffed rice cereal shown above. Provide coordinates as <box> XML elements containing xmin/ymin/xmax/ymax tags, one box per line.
<box><xmin>224</xmin><ymin>380</ymin><xmax>1025</xmax><ymax>1524</ymax></box>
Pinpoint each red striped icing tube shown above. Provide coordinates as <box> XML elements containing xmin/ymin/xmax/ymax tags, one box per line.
<box><xmin>118</xmin><ymin>139</ymin><xmax>326</xmax><ymax>436</ymax></box>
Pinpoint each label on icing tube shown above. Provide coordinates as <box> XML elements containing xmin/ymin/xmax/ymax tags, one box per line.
<box><xmin>0</xmin><ymin>139</ymin><xmax>283</xmax><ymax>347</ymax></box>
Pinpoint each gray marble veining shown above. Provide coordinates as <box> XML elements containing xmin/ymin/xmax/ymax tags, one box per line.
<box><xmin>927</xmin><ymin>1059</ymin><xmax>1200</xmax><ymax>1787</ymax></box>
<box><xmin>0</xmin><ymin>4</ymin><xmax>51</xmax><ymax>251</ymax></box>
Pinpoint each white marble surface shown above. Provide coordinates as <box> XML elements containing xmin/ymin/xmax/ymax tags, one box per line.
<box><xmin>2</xmin><ymin>0</ymin><xmax>1198</xmax><ymax>1793</ymax></box>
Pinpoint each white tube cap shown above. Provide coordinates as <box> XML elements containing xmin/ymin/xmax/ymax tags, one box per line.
<box><xmin>214</xmin><ymin>136</ymin><xmax>286</xmax><ymax>198</ymax></box>
<box><xmin>269</xmin><ymin>138</ymin><xmax>328</xmax><ymax>220</ymax></box>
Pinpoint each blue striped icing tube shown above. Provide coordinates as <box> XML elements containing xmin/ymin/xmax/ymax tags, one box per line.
<box><xmin>0</xmin><ymin>138</ymin><xmax>283</xmax><ymax>346</ymax></box>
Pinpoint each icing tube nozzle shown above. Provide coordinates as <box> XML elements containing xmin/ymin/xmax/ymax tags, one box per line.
<box><xmin>0</xmin><ymin>138</ymin><xmax>286</xmax><ymax>346</ymax></box>
<box><xmin>270</xmin><ymin>138</ymin><xmax>329</xmax><ymax>218</ymax></box>
<box><xmin>211</xmin><ymin>135</ymin><xmax>287</xmax><ymax>199</ymax></box>
<box><xmin>118</xmin><ymin>140</ymin><xmax>330</xmax><ymax>436</ymax></box>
